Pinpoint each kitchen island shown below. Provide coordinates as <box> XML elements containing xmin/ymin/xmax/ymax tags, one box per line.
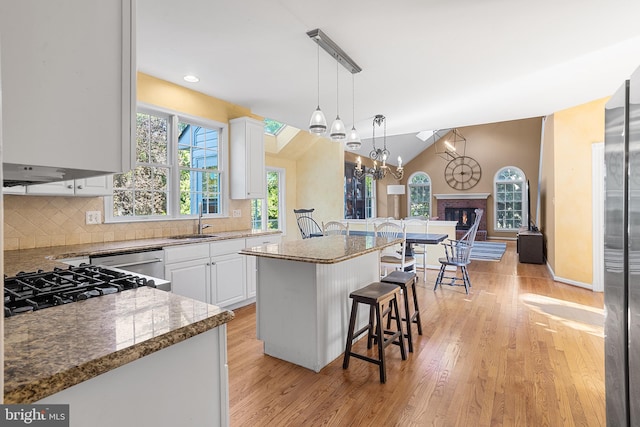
<box><xmin>4</xmin><ymin>287</ymin><xmax>234</xmax><ymax>427</ymax></box>
<box><xmin>240</xmin><ymin>234</ymin><xmax>399</xmax><ymax>372</ymax></box>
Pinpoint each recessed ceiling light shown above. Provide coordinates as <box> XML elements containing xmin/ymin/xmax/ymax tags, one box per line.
<box><xmin>183</xmin><ymin>75</ymin><xmax>199</xmax><ymax>83</ymax></box>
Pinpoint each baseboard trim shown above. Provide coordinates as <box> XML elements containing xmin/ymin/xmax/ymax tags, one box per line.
<box><xmin>546</xmin><ymin>262</ymin><xmax>594</xmax><ymax>291</ymax></box>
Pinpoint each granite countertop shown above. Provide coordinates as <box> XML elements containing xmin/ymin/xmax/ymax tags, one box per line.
<box><xmin>239</xmin><ymin>234</ymin><xmax>400</xmax><ymax>264</ymax></box>
<box><xmin>4</xmin><ymin>229</ymin><xmax>281</xmax><ymax>277</ymax></box>
<box><xmin>4</xmin><ymin>287</ymin><xmax>234</xmax><ymax>404</ymax></box>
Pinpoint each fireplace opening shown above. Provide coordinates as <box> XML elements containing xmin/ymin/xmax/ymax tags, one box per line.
<box><xmin>445</xmin><ymin>207</ymin><xmax>477</xmax><ymax>230</ymax></box>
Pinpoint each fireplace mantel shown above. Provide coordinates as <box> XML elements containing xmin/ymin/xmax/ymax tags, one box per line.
<box><xmin>433</xmin><ymin>193</ymin><xmax>490</xmax><ymax>200</ymax></box>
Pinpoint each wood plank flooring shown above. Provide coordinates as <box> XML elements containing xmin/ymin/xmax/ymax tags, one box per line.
<box><xmin>227</xmin><ymin>241</ymin><xmax>605</xmax><ymax>426</ymax></box>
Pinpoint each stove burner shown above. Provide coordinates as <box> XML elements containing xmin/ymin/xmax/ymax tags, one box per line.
<box><xmin>4</xmin><ymin>264</ymin><xmax>157</xmax><ymax>317</ymax></box>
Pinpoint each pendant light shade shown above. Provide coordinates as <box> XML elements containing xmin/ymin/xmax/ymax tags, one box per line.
<box><xmin>330</xmin><ymin>116</ymin><xmax>346</xmax><ymax>141</ymax></box>
<box><xmin>345</xmin><ymin>73</ymin><xmax>361</xmax><ymax>150</ymax></box>
<box><xmin>309</xmin><ymin>107</ymin><xmax>327</xmax><ymax>135</ymax></box>
<box><xmin>309</xmin><ymin>42</ymin><xmax>327</xmax><ymax>135</ymax></box>
<box><xmin>330</xmin><ymin>59</ymin><xmax>346</xmax><ymax>141</ymax></box>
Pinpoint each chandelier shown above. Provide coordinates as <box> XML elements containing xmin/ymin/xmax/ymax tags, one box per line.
<box><xmin>354</xmin><ymin>114</ymin><xmax>403</xmax><ymax>180</ymax></box>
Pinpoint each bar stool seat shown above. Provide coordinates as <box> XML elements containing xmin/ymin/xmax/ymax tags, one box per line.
<box><xmin>381</xmin><ymin>270</ymin><xmax>422</xmax><ymax>353</ymax></box>
<box><xmin>343</xmin><ymin>282</ymin><xmax>406</xmax><ymax>383</ymax></box>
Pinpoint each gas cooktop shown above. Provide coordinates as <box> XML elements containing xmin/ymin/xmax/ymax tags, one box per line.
<box><xmin>4</xmin><ymin>264</ymin><xmax>158</xmax><ymax>317</ymax></box>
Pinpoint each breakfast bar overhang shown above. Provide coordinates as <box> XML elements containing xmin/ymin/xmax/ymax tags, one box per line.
<box><xmin>240</xmin><ymin>235</ymin><xmax>400</xmax><ymax>372</ymax></box>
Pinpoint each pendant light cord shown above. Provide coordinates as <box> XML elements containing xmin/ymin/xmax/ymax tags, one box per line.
<box><xmin>352</xmin><ymin>74</ymin><xmax>355</xmax><ymax>127</ymax></box>
<box><xmin>336</xmin><ymin>60</ymin><xmax>340</xmax><ymax>116</ymax></box>
<box><xmin>316</xmin><ymin>43</ymin><xmax>321</xmax><ymax>108</ymax></box>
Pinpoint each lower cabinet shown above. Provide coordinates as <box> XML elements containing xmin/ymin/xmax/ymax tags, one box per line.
<box><xmin>165</xmin><ymin>238</ymin><xmax>258</xmax><ymax>309</ymax></box>
<box><xmin>165</xmin><ymin>258</ymin><xmax>209</xmax><ymax>302</ymax></box>
<box><xmin>164</xmin><ymin>242</ymin><xmax>210</xmax><ymax>302</ymax></box>
<box><xmin>210</xmin><ymin>252</ymin><xmax>246</xmax><ymax>307</ymax></box>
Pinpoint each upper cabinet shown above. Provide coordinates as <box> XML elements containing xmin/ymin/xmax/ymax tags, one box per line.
<box><xmin>0</xmin><ymin>0</ymin><xmax>136</xmax><ymax>184</ymax></box>
<box><xmin>230</xmin><ymin>117</ymin><xmax>265</xmax><ymax>199</ymax></box>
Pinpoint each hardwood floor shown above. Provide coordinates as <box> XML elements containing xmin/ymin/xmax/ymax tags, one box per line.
<box><xmin>227</xmin><ymin>241</ymin><xmax>605</xmax><ymax>426</ymax></box>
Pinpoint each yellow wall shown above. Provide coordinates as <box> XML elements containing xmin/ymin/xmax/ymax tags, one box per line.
<box><xmin>540</xmin><ymin>115</ymin><xmax>555</xmax><ymax>269</ymax></box>
<box><xmin>549</xmin><ymin>97</ymin><xmax>608</xmax><ymax>284</ymax></box>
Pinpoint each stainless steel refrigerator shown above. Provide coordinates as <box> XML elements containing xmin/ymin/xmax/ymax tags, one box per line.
<box><xmin>604</xmin><ymin>64</ymin><xmax>640</xmax><ymax>426</ymax></box>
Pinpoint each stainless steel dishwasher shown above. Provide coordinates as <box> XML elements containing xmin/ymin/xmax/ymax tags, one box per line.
<box><xmin>89</xmin><ymin>250</ymin><xmax>170</xmax><ymax>291</ymax></box>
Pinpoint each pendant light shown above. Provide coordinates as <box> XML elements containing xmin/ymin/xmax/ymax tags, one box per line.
<box><xmin>345</xmin><ymin>73</ymin><xmax>362</xmax><ymax>150</ymax></box>
<box><xmin>329</xmin><ymin>59</ymin><xmax>346</xmax><ymax>141</ymax></box>
<box><xmin>309</xmin><ymin>42</ymin><xmax>327</xmax><ymax>135</ymax></box>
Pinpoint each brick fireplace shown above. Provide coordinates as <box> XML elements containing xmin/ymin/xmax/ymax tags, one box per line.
<box><xmin>434</xmin><ymin>193</ymin><xmax>489</xmax><ymax>240</ymax></box>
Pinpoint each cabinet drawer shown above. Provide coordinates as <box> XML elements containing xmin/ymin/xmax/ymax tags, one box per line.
<box><xmin>164</xmin><ymin>243</ymin><xmax>209</xmax><ymax>264</ymax></box>
<box><xmin>246</xmin><ymin>235</ymin><xmax>281</xmax><ymax>248</ymax></box>
<box><xmin>210</xmin><ymin>239</ymin><xmax>246</xmax><ymax>257</ymax></box>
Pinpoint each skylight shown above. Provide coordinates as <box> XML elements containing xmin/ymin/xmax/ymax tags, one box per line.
<box><xmin>264</xmin><ymin>118</ymin><xmax>286</xmax><ymax>136</ymax></box>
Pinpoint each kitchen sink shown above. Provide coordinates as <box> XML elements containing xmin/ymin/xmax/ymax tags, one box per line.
<box><xmin>169</xmin><ymin>234</ymin><xmax>217</xmax><ymax>240</ymax></box>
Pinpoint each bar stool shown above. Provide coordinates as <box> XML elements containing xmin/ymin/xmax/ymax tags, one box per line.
<box><xmin>342</xmin><ymin>282</ymin><xmax>407</xmax><ymax>383</ymax></box>
<box><xmin>381</xmin><ymin>270</ymin><xmax>422</xmax><ymax>353</ymax></box>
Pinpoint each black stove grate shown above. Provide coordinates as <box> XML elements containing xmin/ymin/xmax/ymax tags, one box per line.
<box><xmin>4</xmin><ymin>264</ymin><xmax>156</xmax><ymax>317</ymax></box>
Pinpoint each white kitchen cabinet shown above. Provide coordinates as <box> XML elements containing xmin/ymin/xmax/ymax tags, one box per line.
<box><xmin>75</xmin><ymin>175</ymin><xmax>114</xmax><ymax>196</ymax></box>
<box><xmin>210</xmin><ymin>253</ymin><xmax>246</xmax><ymax>307</ymax></box>
<box><xmin>164</xmin><ymin>243</ymin><xmax>210</xmax><ymax>303</ymax></box>
<box><xmin>209</xmin><ymin>239</ymin><xmax>247</xmax><ymax>307</ymax></box>
<box><xmin>245</xmin><ymin>235</ymin><xmax>282</xmax><ymax>298</ymax></box>
<box><xmin>230</xmin><ymin>117</ymin><xmax>265</xmax><ymax>199</ymax></box>
<box><xmin>0</xmin><ymin>0</ymin><xmax>135</xmax><ymax>183</ymax></box>
<box><xmin>19</xmin><ymin>175</ymin><xmax>113</xmax><ymax>196</ymax></box>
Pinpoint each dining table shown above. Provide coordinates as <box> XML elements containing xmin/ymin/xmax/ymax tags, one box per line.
<box><xmin>348</xmin><ymin>230</ymin><xmax>448</xmax><ymax>256</ymax></box>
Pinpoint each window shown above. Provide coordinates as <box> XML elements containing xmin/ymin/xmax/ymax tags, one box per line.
<box><xmin>107</xmin><ymin>106</ymin><xmax>227</xmax><ymax>221</ymax></box>
<box><xmin>251</xmin><ymin>168</ymin><xmax>285</xmax><ymax>231</ymax></box>
<box><xmin>494</xmin><ymin>166</ymin><xmax>526</xmax><ymax>230</ymax></box>
<box><xmin>112</xmin><ymin>111</ymin><xmax>170</xmax><ymax>218</ymax></box>
<box><xmin>264</xmin><ymin>118</ymin><xmax>286</xmax><ymax>136</ymax></box>
<box><xmin>177</xmin><ymin>121</ymin><xmax>221</xmax><ymax>215</ymax></box>
<box><xmin>407</xmin><ymin>172</ymin><xmax>431</xmax><ymax>217</ymax></box>
<box><xmin>363</xmin><ymin>175</ymin><xmax>376</xmax><ymax>219</ymax></box>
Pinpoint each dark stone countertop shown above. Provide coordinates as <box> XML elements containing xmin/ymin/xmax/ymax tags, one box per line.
<box><xmin>4</xmin><ymin>287</ymin><xmax>234</xmax><ymax>403</ymax></box>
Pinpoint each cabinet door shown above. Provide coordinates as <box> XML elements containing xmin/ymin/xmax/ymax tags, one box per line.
<box><xmin>26</xmin><ymin>181</ymin><xmax>75</xmax><ymax>196</ymax></box>
<box><xmin>75</xmin><ymin>175</ymin><xmax>113</xmax><ymax>196</ymax></box>
<box><xmin>0</xmin><ymin>0</ymin><xmax>135</xmax><ymax>176</ymax></box>
<box><xmin>246</xmin><ymin>119</ymin><xmax>266</xmax><ymax>198</ymax></box>
<box><xmin>230</xmin><ymin>117</ymin><xmax>265</xmax><ymax>199</ymax></box>
<box><xmin>3</xmin><ymin>186</ymin><xmax>26</xmax><ymax>195</ymax></box>
<box><xmin>165</xmin><ymin>259</ymin><xmax>209</xmax><ymax>303</ymax></box>
<box><xmin>210</xmin><ymin>253</ymin><xmax>246</xmax><ymax>307</ymax></box>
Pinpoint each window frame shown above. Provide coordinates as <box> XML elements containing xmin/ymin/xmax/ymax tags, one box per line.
<box><xmin>493</xmin><ymin>166</ymin><xmax>526</xmax><ymax>231</ymax></box>
<box><xmin>406</xmin><ymin>171</ymin><xmax>432</xmax><ymax>218</ymax></box>
<box><xmin>251</xmin><ymin>167</ymin><xmax>286</xmax><ymax>233</ymax></box>
<box><xmin>105</xmin><ymin>103</ymin><xmax>229</xmax><ymax>223</ymax></box>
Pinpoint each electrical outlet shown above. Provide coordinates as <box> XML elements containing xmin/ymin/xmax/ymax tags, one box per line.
<box><xmin>233</xmin><ymin>209</ymin><xmax>241</xmax><ymax>218</ymax></box>
<box><xmin>85</xmin><ymin>211</ymin><xmax>101</xmax><ymax>225</ymax></box>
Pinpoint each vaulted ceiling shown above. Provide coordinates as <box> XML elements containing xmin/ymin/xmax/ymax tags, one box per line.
<box><xmin>137</xmin><ymin>0</ymin><xmax>640</xmax><ymax>164</ymax></box>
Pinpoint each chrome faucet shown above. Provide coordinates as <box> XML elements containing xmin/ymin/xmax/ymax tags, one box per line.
<box><xmin>198</xmin><ymin>206</ymin><xmax>212</xmax><ymax>234</ymax></box>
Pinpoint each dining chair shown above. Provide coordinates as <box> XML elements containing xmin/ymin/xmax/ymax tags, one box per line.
<box><xmin>322</xmin><ymin>221</ymin><xmax>350</xmax><ymax>236</ymax></box>
<box><xmin>374</xmin><ymin>221</ymin><xmax>416</xmax><ymax>277</ymax></box>
<box><xmin>434</xmin><ymin>209</ymin><xmax>483</xmax><ymax>294</ymax></box>
<box><xmin>294</xmin><ymin>208</ymin><xmax>323</xmax><ymax>239</ymax></box>
<box><xmin>402</xmin><ymin>217</ymin><xmax>429</xmax><ymax>282</ymax></box>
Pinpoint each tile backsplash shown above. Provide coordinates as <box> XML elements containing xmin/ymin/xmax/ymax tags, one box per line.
<box><xmin>3</xmin><ymin>195</ymin><xmax>251</xmax><ymax>251</ymax></box>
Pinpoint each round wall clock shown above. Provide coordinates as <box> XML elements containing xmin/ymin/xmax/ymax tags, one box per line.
<box><xmin>444</xmin><ymin>156</ymin><xmax>482</xmax><ymax>190</ymax></box>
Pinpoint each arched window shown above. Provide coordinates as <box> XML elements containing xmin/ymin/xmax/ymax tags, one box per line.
<box><xmin>494</xmin><ymin>166</ymin><xmax>526</xmax><ymax>230</ymax></box>
<box><xmin>407</xmin><ymin>172</ymin><xmax>431</xmax><ymax>218</ymax></box>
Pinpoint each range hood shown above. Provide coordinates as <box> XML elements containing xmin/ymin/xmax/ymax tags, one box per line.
<box><xmin>2</xmin><ymin>164</ymin><xmax>112</xmax><ymax>187</ymax></box>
